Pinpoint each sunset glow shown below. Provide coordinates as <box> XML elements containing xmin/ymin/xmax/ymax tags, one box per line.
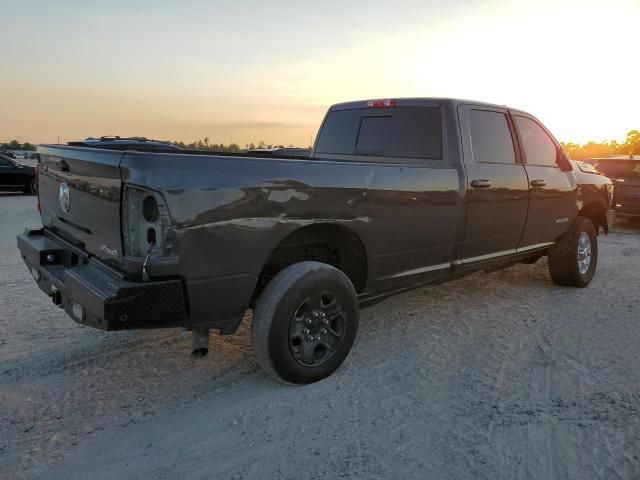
<box><xmin>1</xmin><ymin>0</ymin><xmax>638</xmax><ymax>147</ymax></box>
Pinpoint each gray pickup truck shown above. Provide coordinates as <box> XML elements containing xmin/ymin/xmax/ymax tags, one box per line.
<box><xmin>18</xmin><ymin>98</ymin><xmax>614</xmax><ymax>383</ymax></box>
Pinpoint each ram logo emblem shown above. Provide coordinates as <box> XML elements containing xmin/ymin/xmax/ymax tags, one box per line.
<box><xmin>59</xmin><ymin>183</ymin><xmax>70</xmax><ymax>213</ymax></box>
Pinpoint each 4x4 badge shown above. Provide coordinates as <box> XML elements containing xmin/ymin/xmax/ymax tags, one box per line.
<box><xmin>59</xmin><ymin>183</ymin><xmax>70</xmax><ymax>213</ymax></box>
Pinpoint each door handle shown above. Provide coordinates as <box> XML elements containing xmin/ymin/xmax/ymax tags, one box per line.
<box><xmin>530</xmin><ymin>179</ymin><xmax>547</xmax><ymax>187</ymax></box>
<box><xmin>470</xmin><ymin>179</ymin><xmax>492</xmax><ymax>189</ymax></box>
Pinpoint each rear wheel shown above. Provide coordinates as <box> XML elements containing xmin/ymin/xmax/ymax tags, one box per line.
<box><xmin>548</xmin><ymin>216</ymin><xmax>598</xmax><ymax>287</ymax></box>
<box><xmin>252</xmin><ymin>261</ymin><xmax>359</xmax><ymax>384</ymax></box>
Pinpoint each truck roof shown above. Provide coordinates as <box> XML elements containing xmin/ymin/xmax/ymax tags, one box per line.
<box><xmin>329</xmin><ymin>97</ymin><xmax>515</xmax><ymax>112</ymax></box>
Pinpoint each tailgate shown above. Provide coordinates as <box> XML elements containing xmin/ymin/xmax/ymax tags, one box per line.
<box><xmin>38</xmin><ymin>145</ymin><xmax>124</xmax><ymax>264</ymax></box>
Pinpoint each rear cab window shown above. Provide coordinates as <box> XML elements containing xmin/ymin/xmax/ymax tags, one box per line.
<box><xmin>314</xmin><ymin>106</ymin><xmax>443</xmax><ymax>163</ymax></box>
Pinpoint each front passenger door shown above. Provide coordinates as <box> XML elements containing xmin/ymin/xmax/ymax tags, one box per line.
<box><xmin>513</xmin><ymin>114</ymin><xmax>577</xmax><ymax>247</ymax></box>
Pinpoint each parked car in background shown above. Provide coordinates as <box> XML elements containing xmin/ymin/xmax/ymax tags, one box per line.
<box><xmin>590</xmin><ymin>156</ymin><xmax>640</xmax><ymax>223</ymax></box>
<box><xmin>0</xmin><ymin>154</ymin><xmax>37</xmax><ymax>194</ymax></box>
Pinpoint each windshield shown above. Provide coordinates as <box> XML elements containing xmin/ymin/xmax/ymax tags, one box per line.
<box><xmin>594</xmin><ymin>160</ymin><xmax>640</xmax><ymax>178</ymax></box>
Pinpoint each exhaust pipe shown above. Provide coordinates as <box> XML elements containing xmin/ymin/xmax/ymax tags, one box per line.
<box><xmin>191</xmin><ymin>329</ymin><xmax>210</xmax><ymax>358</ymax></box>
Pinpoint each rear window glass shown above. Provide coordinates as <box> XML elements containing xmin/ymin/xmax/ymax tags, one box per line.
<box><xmin>315</xmin><ymin>107</ymin><xmax>442</xmax><ymax>160</ymax></box>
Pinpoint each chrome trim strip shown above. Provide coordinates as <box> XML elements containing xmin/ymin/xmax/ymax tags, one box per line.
<box><xmin>452</xmin><ymin>242</ymin><xmax>554</xmax><ymax>266</ymax></box>
<box><xmin>452</xmin><ymin>249</ymin><xmax>517</xmax><ymax>265</ymax></box>
<box><xmin>516</xmin><ymin>242</ymin><xmax>554</xmax><ymax>253</ymax></box>
<box><xmin>380</xmin><ymin>262</ymin><xmax>451</xmax><ymax>280</ymax></box>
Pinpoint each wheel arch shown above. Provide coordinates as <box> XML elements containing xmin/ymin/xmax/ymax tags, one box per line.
<box><xmin>578</xmin><ymin>201</ymin><xmax>608</xmax><ymax>234</ymax></box>
<box><xmin>252</xmin><ymin>223</ymin><xmax>368</xmax><ymax>303</ymax></box>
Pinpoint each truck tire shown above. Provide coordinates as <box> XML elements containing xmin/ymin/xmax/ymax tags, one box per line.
<box><xmin>548</xmin><ymin>216</ymin><xmax>598</xmax><ymax>287</ymax></box>
<box><xmin>252</xmin><ymin>261</ymin><xmax>359</xmax><ymax>384</ymax></box>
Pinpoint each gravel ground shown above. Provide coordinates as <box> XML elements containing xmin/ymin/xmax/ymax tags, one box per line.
<box><xmin>1</xmin><ymin>193</ymin><xmax>640</xmax><ymax>480</ymax></box>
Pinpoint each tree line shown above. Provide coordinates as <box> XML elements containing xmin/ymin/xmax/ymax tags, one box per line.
<box><xmin>3</xmin><ymin>130</ymin><xmax>639</xmax><ymax>159</ymax></box>
<box><xmin>1</xmin><ymin>140</ymin><xmax>36</xmax><ymax>152</ymax></box>
<box><xmin>560</xmin><ymin>130</ymin><xmax>640</xmax><ymax>160</ymax></box>
<box><xmin>171</xmin><ymin>137</ymin><xmax>303</xmax><ymax>152</ymax></box>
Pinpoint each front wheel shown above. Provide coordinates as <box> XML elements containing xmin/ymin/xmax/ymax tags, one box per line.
<box><xmin>548</xmin><ymin>216</ymin><xmax>598</xmax><ymax>287</ymax></box>
<box><xmin>252</xmin><ymin>261</ymin><xmax>359</xmax><ymax>384</ymax></box>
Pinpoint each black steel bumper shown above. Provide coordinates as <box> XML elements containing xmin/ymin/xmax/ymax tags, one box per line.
<box><xmin>17</xmin><ymin>228</ymin><xmax>187</xmax><ymax>331</ymax></box>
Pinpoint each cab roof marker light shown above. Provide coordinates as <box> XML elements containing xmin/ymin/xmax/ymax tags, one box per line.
<box><xmin>366</xmin><ymin>99</ymin><xmax>396</xmax><ymax>108</ymax></box>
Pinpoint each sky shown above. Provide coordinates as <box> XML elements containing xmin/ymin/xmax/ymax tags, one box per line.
<box><xmin>1</xmin><ymin>0</ymin><xmax>639</xmax><ymax>147</ymax></box>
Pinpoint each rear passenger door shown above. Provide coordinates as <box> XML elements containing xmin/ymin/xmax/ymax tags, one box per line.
<box><xmin>512</xmin><ymin>114</ymin><xmax>577</xmax><ymax>246</ymax></box>
<box><xmin>458</xmin><ymin>105</ymin><xmax>529</xmax><ymax>262</ymax></box>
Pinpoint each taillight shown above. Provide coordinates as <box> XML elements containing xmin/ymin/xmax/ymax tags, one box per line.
<box><xmin>122</xmin><ymin>186</ymin><xmax>173</xmax><ymax>258</ymax></box>
<box><xmin>365</xmin><ymin>99</ymin><xmax>396</xmax><ymax>108</ymax></box>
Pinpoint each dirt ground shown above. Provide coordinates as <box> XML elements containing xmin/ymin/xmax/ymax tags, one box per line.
<box><xmin>1</xmin><ymin>193</ymin><xmax>640</xmax><ymax>480</ymax></box>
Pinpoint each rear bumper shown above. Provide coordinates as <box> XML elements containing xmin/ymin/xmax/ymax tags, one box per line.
<box><xmin>17</xmin><ymin>228</ymin><xmax>187</xmax><ymax>331</ymax></box>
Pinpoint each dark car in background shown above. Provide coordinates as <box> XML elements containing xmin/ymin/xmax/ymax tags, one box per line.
<box><xmin>591</xmin><ymin>156</ymin><xmax>640</xmax><ymax>223</ymax></box>
<box><xmin>0</xmin><ymin>153</ymin><xmax>37</xmax><ymax>194</ymax></box>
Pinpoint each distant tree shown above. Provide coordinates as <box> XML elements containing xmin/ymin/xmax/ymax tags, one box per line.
<box><xmin>625</xmin><ymin>130</ymin><xmax>640</xmax><ymax>155</ymax></box>
<box><xmin>560</xmin><ymin>132</ymin><xmax>639</xmax><ymax>160</ymax></box>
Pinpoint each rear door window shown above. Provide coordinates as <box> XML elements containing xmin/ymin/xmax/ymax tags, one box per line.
<box><xmin>315</xmin><ymin>107</ymin><xmax>442</xmax><ymax>160</ymax></box>
<box><xmin>468</xmin><ymin>110</ymin><xmax>517</xmax><ymax>164</ymax></box>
